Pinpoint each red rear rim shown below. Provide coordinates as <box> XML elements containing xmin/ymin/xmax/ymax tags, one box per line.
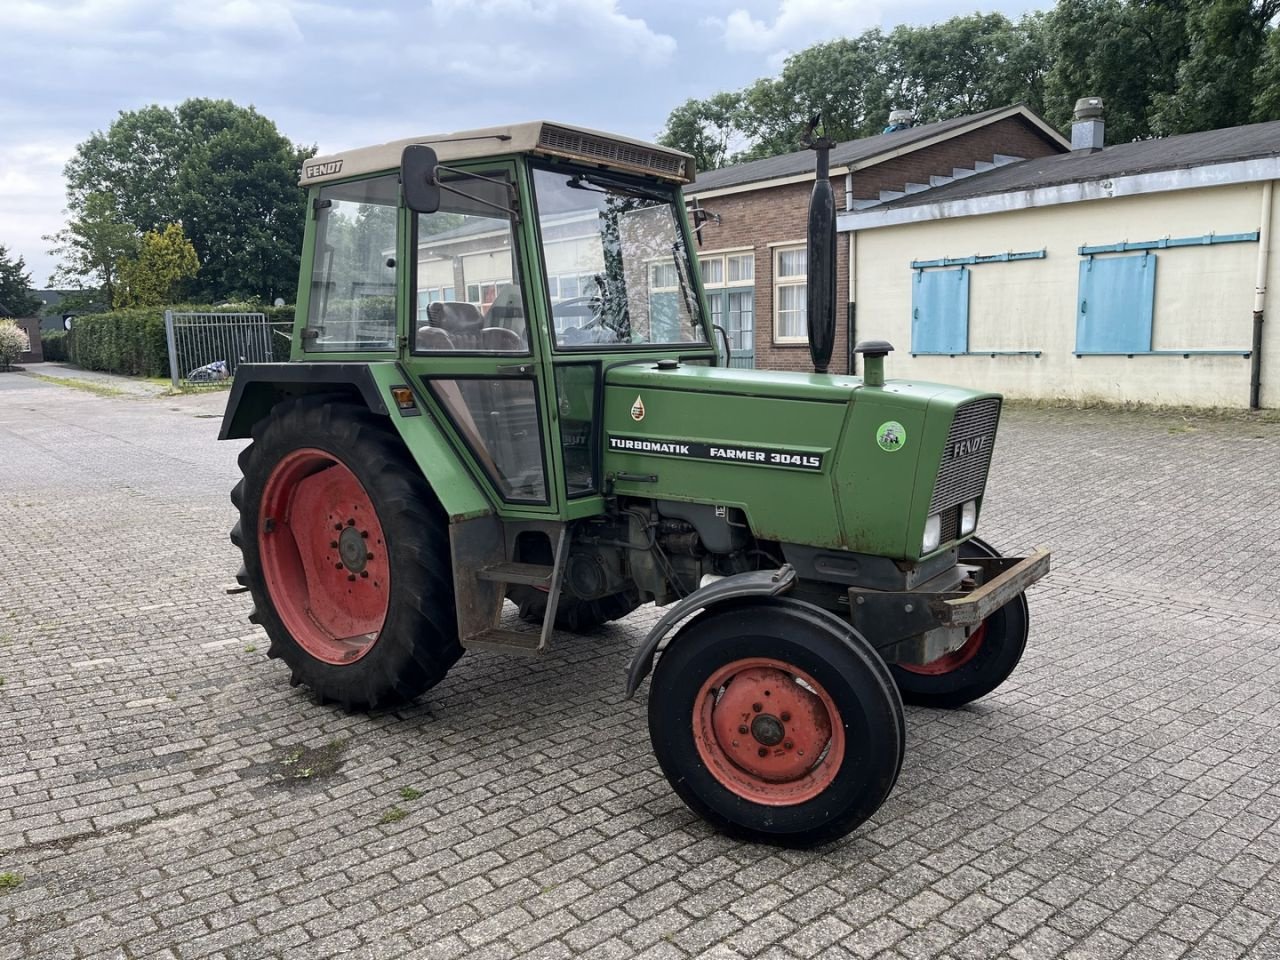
<box><xmin>693</xmin><ymin>657</ymin><xmax>845</xmax><ymax>806</ymax></box>
<box><xmin>899</xmin><ymin>621</ymin><xmax>987</xmax><ymax>676</ymax></box>
<box><xmin>258</xmin><ymin>448</ymin><xmax>390</xmax><ymax>665</ymax></box>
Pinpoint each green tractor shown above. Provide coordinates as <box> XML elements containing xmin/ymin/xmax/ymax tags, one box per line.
<box><xmin>221</xmin><ymin>121</ymin><xmax>1049</xmax><ymax>846</ymax></box>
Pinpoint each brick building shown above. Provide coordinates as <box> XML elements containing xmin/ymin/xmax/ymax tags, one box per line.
<box><xmin>686</xmin><ymin>105</ymin><xmax>1070</xmax><ymax>373</ymax></box>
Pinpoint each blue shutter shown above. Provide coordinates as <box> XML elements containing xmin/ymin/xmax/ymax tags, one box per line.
<box><xmin>911</xmin><ymin>268</ymin><xmax>970</xmax><ymax>354</ymax></box>
<box><xmin>1076</xmin><ymin>254</ymin><xmax>1157</xmax><ymax>353</ymax></box>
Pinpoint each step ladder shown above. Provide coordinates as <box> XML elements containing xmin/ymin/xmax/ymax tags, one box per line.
<box><xmin>456</xmin><ymin>523</ymin><xmax>569</xmax><ymax>657</ymax></box>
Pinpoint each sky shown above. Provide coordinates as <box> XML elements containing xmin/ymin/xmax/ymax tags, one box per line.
<box><xmin>0</xmin><ymin>0</ymin><xmax>1043</xmax><ymax>290</ymax></box>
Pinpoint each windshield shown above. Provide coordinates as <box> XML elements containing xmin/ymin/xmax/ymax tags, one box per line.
<box><xmin>531</xmin><ymin>166</ymin><xmax>708</xmax><ymax>349</ymax></box>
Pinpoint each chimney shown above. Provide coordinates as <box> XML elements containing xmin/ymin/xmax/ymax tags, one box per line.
<box><xmin>884</xmin><ymin>109</ymin><xmax>915</xmax><ymax>134</ymax></box>
<box><xmin>1072</xmin><ymin>97</ymin><xmax>1105</xmax><ymax>151</ymax></box>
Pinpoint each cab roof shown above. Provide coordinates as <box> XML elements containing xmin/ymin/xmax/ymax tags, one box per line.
<box><xmin>301</xmin><ymin>121</ymin><xmax>696</xmax><ymax>188</ymax></box>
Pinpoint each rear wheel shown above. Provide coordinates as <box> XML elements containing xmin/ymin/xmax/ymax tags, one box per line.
<box><xmin>648</xmin><ymin>598</ymin><xmax>904</xmax><ymax>847</ymax></box>
<box><xmin>231</xmin><ymin>398</ymin><xmax>460</xmax><ymax>710</ymax></box>
<box><xmin>507</xmin><ymin>537</ymin><xmax>639</xmax><ymax>633</ymax></box>
<box><xmin>889</xmin><ymin>536</ymin><xmax>1029</xmax><ymax>709</ymax></box>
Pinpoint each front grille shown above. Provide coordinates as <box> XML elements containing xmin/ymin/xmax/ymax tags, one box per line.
<box><xmin>928</xmin><ymin>398</ymin><xmax>1001</xmax><ymax>515</ymax></box>
<box><xmin>938</xmin><ymin>505</ymin><xmax>960</xmax><ymax>545</ymax></box>
<box><xmin>538</xmin><ymin>126</ymin><xmax>688</xmax><ymax>180</ymax></box>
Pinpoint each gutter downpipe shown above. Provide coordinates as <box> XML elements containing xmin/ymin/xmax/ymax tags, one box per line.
<box><xmin>1252</xmin><ymin>180</ymin><xmax>1273</xmax><ymax>410</ymax></box>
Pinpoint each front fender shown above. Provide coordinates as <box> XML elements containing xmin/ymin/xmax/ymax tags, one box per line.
<box><xmin>624</xmin><ymin>565</ymin><xmax>797</xmax><ymax>698</ymax></box>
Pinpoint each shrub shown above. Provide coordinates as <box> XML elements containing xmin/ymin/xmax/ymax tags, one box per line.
<box><xmin>41</xmin><ymin>330</ymin><xmax>69</xmax><ymax>362</ymax></box>
<box><xmin>0</xmin><ymin>320</ymin><xmax>26</xmax><ymax>371</ymax></box>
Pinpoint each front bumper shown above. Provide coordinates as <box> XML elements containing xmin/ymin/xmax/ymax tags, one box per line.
<box><xmin>933</xmin><ymin>547</ymin><xmax>1051</xmax><ymax>627</ymax></box>
<box><xmin>848</xmin><ymin>547</ymin><xmax>1051</xmax><ymax>653</ymax></box>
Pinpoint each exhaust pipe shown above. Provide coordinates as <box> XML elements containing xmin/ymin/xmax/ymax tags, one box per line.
<box><xmin>804</xmin><ymin>117</ymin><xmax>836</xmax><ymax>374</ymax></box>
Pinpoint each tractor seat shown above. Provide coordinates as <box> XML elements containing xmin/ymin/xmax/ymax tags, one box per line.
<box><xmin>427</xmin><ymin>300</ymin><xmax>485</xmax><ymax>349</ymax></box>
<box><xmin>480</xmin><ymin>327</ymin><xmax>524</xmax><ymax>352</ymax></box>
<box><xmin>415</xmin><ymin>325</ymin><xmax>455</xmax><ymax>352</ymax></box>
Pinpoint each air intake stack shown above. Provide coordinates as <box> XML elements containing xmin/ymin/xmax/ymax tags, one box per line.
<box><xmin>803</xmin><ymin>116</ymin><xmax>837</xmax><ymax>374</ymax></box>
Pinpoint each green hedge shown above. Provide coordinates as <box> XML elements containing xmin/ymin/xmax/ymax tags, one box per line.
<box><xmin>69</xmin><ymin>304</ymin><xmax>295</xmax><ymax>377</ymax></box>
<box><xmin>41</xmin><ymin>330</ymin><xmax>69</xmax><ymax>362</ymax></box>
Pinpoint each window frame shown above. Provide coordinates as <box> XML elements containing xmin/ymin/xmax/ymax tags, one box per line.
<box><xmin>772</xmin><ymin>242</ymin><xmax>807</xmax><ymax>344</ymax></box>
<box><xmin>527</xmin><ymin>160</ymin><xmax>713</xmax><ymax>354</ymax></box>
<box><xmin>302</xmin><ymin>174</ymin><xmax>401</xmax><ymax>356</ymax></box>
<box><xmin>409</xmin><ymin>167</ymin><xmax>533</xmax><ymax>357</ymax></box>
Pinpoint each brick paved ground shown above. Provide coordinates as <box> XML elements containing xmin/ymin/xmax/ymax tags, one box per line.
<box><xmin>2</xmin><ymin>373</ymin><xmax>1279</xmax><ymax>960</ymax></box>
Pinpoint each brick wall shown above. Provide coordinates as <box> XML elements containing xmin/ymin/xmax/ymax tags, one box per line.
<box><xmin>850</xmin><ymin>117</ymin><xmax>1062</xmax><ymax>200</ymax></box>
<box><xmin>696</xmin><ymin>181</ymin><xmax>852</xmax><ymax>373</ymax></box>
<box><xmin>689</xmin><ymin>115</ymin><xmax>1065</xmax><ymax>374</ymax></box>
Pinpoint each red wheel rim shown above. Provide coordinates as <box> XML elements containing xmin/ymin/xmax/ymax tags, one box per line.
<box><xmin>258</xmin><ymin>448</ymin><xmax>390</xmax><ymax>665</ymax></box>
<box><xmin>693</xmin><ymin>657</ymin><xmax>845</xmax><ymax>806</ymax></box>
<box><xmin>898</xmin><ymin>621</ymin><xmax>987</xmax><ymax>676</ymax></box>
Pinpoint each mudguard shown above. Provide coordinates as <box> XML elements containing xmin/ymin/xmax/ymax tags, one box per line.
<box><xmin>624</xmin><ymin>564</ymin><xmax>798</xmax><ymax>698</ymax></box>
<box><xmin>220</xmin><ymin>362</ymin><xmax>492</xmax><ymax>523</ymax></box>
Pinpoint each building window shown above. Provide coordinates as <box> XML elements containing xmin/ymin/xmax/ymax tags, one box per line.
<box><xmin>773</xmin><ymin>245</ymin><xmax>806</xmax><ymax>342</ymax></box>
<box><xmin>911</xmin><ymin>268</ymin><xmax>970</xmax><ymax>354</ymax></box>
<box><xmin>1075</xmin><ymin>254</ymin><xmax>1157</xmax><ymax>354</ymax></box>
<box><xmin>701</xmin><ymin>250</ymin><xmax>756</xmax><ymax>367</ymax></box>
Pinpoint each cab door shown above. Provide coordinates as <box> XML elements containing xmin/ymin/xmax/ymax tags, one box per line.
<box><xmin>397</xmin><ymin>160</ymin><xmax>561</xmax><ymax>516</ymax></box>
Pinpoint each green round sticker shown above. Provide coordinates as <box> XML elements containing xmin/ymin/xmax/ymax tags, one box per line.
<box><xmin>876</xmin><ymin>420</ymin><xmax>907</xmax><ymax>452</ymax></box>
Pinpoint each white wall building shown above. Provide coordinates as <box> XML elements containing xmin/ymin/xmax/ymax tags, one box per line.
<box><xmin>840</xmin><ymin>107</ymin><xmax>1279</xmax><ymax>409</ymax></box>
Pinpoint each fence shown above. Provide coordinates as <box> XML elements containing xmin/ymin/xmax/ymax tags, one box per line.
<box><xmin>164</xmin><ymin>311</ymin><xmax>291</xmax><ymax>388</ymax></box>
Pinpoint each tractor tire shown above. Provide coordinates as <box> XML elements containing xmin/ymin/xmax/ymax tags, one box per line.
<box><xmin>647</xmin><ymin>597</ymin><xmax>904</xmax><ymax>848</ymax></box>
<box><xmin>231</xmin><ymin>397</ymin><xmax>460</xmax><ymax>711</ymax></box>
<box><xmin>889</xmin><ymin>536</ymin><xmax>1029</xmax><ymax>709</ymax></box>
<box><xmin>506</xmin><ymin>536</ymin><xmax>639</xmax><ymax>633</ymax></box>
<box><xmin>509</xmin><ymin>584</ymin><xmax>640</xmax><ymax>633</ymax></box>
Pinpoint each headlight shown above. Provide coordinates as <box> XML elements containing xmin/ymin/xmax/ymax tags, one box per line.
<box><xmin>960</xmin><ymin>500</ymin><xmax>978</xmax><ymax>536</ymax></box>
<box><xmin>922</xmin><ymin>514</ymin><xmax>941</xmax><ymax>553</ymax></box>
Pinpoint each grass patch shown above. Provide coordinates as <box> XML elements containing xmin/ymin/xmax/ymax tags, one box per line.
<box><xmin>277</xmin><ymin>737</ymin><xmax>348</xmax><ymax>783</ymax></box>
<box><xmin>398</xmin><ymin>787</ymin><xmax>424</xmax><ymax>802</ymax></box>
<box><xmin>0</xmin><ymin>872</ymin><xmax>21</xmax><ymax>892</ymax></box>
<box><xmin>29</xmin><ymin>374</ymin><xmax>128</xmax><ymax>398</ymax></box>
<box><xmin>378</xmin><ymin>807</ymin><xmax>408</xmax><ymax>825</ymax></box>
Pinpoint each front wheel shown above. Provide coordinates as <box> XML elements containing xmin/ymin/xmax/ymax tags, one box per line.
<box><xmin>889</xmin><ymin>536</ymin><xmax>1029</xmax><ymax>709</ymax></box>
<box><xmin>231</xmin><ymin>398</ymin><xmax>461</xmax><ymax>710</ymax></box>
<box><xmin>647</xmin><ymin>598</ymin><xmax>904</xmax><ymax>847</ymax></box>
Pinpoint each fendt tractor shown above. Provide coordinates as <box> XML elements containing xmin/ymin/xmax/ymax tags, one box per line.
<box><xmin>220</xmin><ymin>121</ymin><xmax>1050</xmax><ymax>846</ymax></box>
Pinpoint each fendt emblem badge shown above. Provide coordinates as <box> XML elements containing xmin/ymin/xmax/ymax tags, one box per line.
<box><xmin>630</xmin><ymin>396</ymin><xmax>646</xmax><ymax>422</ymax></box>
<box><xmin>876</xmin><ymin>421</ymin><xmax>906</xmax><ymax>453</ymax></box>
<box><xmin>950</xmin><ymin>436</ymin><xmax>989</xmax><ymax>460</ymax></box>
<box><xmin>305</xmin><ymin>159</ymin><xmax>343</xmax><ymax>179</ymax></box>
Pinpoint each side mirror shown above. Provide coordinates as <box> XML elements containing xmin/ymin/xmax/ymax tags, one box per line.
<box><xmin>401</xmin><ymin>145</ymin><xmax>441</xmax><ymax>213</ymax></box>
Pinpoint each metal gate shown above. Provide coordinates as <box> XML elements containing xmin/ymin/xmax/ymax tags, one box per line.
<box><xmin>164</xmin><ymin>311</ymin><xmax>290</xmax><ymax>388</ymax></box>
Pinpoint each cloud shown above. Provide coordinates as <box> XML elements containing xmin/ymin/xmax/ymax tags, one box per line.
<box><xmin>713</xmin><ymin>0</ymin><xmax>880</xmax><ymax>53</ymax></box>
<box><xmin>430</xmin><ymin>0</ymin><xmax>676</xmax><ymax>64</ymax></box>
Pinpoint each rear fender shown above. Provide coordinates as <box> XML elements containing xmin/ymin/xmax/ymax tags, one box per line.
<box><xmin>221</xmin><ymin>362</ymin><xmax>492</xmax><ymax>523</ymax></box>
<box><xmin>624</xmin><ymin>565</ymin><xmax>798</xmax><ymax>698</ymax></box>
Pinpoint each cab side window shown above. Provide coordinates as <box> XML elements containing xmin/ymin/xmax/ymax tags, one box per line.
<box><xmin>413</xmin><ymin>173</ymin><xmax>529</xmax><ymax>354</ymax></box>
<box><xmin>304</xmin><ymin>175</ymin><xmax>398</xmax><ymax>353</ymax></box>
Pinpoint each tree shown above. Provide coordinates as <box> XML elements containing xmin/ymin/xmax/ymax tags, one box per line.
<box><xmin>885</xmin><ymin>14</ymin><xmax>1041</xmax><ymax>123</ymax></box>
<box><xmin>115</xmin><ymin>224</ymin><xmax>200</xmax><ymax>307</ymax></box>
<box><xmin>0</xmin><ymin>245</ymin><xmax>41</xmax><ymax>317</ymax></box>
<box><xmin>63</xmin><ymin>104</ymin><xmax>185</xmax><ymax>233</ymax></box>
<box><xmin>657</xmin><ymin>92</ymin><xmax>745</xmax><ymax>172</ymax></box>
<box><xmin>1151</xmin><ymin>0</ymin><xmax>1280</xmax><ymax>134</ymax></box>
<box><xmin>735</xmin><ymin>33</ymin><xmax>891</xmax><ymax>160</ymax></box>
<box><xmin>172</xmin><ymin>99</ymin><xmax>315</xmax><ymax>301</ymax></box>
<box><xmin>55</xmin><ymin>99</ymin><xmax>315</xmax><ymax>302</ymax></box>
<box><xmin>44</xmin><ymin>192</ymin><xmax>138</xmax><ymax>305</ymax></box>
<box><xmin>1251</xmin><ymin>21</ymin><xmax>1280</xmax><ymax>120</ymax></box>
